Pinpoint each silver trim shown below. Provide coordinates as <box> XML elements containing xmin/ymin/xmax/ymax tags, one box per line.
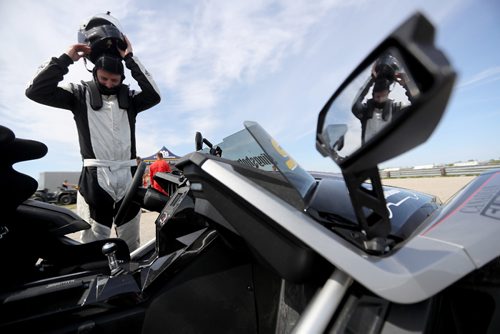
<box><xmin>130</xmin><ymin>238</ymin><xmax>155</xmax><ymax>261</ymax></box>
<box><xmin>293</xmin><ymin>269</ymin><xmax>352</xmax><ymax>334</ymax></box>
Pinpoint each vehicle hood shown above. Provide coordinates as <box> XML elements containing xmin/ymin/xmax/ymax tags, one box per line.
<box><xmin>309</xmin><ymin>172</ymin><xmax>440</xmax><ymax>239</ymax></box>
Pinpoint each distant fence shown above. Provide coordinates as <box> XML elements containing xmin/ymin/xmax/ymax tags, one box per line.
<box><xmin>381</xmin><ymin>164</ymin><xmax>500</xmax><ymax>178</ymax></box>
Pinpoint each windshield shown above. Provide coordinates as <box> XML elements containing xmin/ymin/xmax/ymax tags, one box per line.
<box><xmin>203</xmin><ymin>121</ymin><xmax>316</xmax><ymax>209</ymax></box>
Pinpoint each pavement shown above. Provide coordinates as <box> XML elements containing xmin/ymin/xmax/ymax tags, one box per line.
<box><xmin>137</xmin><ymin>211</ymin><xmax>159</xmax><ymax>244</ymax></box>
<box><xmin>382</xmin><ymin>175</ymin><xmax>476</xmax><ymax>203</ymax></box>
<box><xmin>68</xmin><ymin>210</ymin><xmax>159</xmax><ymax>247</ymax></box>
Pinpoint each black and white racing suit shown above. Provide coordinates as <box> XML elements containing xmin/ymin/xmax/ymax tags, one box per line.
<box><xmin>26</xmin><ymin>53</ymin><xmax>161</xmax><ymax>251</ymax></box>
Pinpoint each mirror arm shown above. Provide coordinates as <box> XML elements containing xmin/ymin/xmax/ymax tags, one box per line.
<box><xmin>343</xmin><ymin>166</ymin><xmax>392</xmax><ymax>254</ymax></box>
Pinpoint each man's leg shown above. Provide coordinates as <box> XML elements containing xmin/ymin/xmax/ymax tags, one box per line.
<box><xmin>78</xmin><ymin>192</ymin><xmax>113</xmax><ymax>243</ymax></box>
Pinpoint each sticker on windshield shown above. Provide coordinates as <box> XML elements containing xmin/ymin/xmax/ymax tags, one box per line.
<box><xmin>271</xmin><ymin>139</ymin><xmax>297</xmax><ymax>170</ymax></box>
<box><xmin>286</xmin><ymin>158</ymin><xmax>297</xmax><ymax>170</ymax></box>
<box><xmin>386</xmin><ymin>193</ymin><xmax>419</xmax><ymax>219</ymax></box>
<box><xmin>272</xmin><ymin>139</ymin><xmax>288</xmax><ymax>157</ymax></box>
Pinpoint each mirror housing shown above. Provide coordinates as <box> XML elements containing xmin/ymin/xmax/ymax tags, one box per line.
<box><xmin>195</xmin><ymin>132</ymin><xmax>203</xmax><ymax>151</ymax></box>
<box><xmin>317</xmin><ymin>12</ymin><xmax>455</xmax><ymax>170</ymax></box>
<box><xmin>315</xmin><ymin>12</ymin><xmax>456</xmax><ymax>251</ymax></box>
<box><xmin>194</xmin><ymin>131</ymin><xmax>222</xmax><ymax>157</ymax></box>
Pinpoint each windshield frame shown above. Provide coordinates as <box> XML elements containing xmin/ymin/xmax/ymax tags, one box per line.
<box><xmin>203</xmin><ymin>121</ymin><xmax>316</xmax><ymax>209</ymax></box>
<box><xmin>244</xmin><ymin>121</ymin><xmax>316</xmax><ymax>201</ymax></box>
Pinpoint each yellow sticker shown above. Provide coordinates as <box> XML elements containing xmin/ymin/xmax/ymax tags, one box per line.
<box><xmin>271</xmin><ymin>139</ymin><xmax>288</xmax><ymax>158</ymax></box>
<box><xmin>285</xmin><ymin>159</ymin><xmax>297</xmax><ymax>170</ymax></box>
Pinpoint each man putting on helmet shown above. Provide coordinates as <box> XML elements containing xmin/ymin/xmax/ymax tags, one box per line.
<box><xmin>26</xmin><ymin>17</ymin><xmax>161</xmax><ymax>252</ymax></box>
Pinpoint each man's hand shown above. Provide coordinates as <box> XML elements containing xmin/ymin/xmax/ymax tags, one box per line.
<box><xmin>66</xmin><ymin>44</ymin><xmax>91</xmax><ymax>62</ymax></box>
<box><xmin>118</xmin><ymin>35</ymin><xmax>133</xmax><ymax>58</ymax></box>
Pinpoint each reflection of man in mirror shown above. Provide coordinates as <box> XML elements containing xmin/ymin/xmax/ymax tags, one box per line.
<box><xmin>373</xmin><ymin>54</ymin><xmax>401</xmax><ymax>82</ymax></box>
<box><xmin>372</xmin><ymin>52</ymin><xmax>415</xmax><ymax>104</ymax></box>
<box><xmin>352</xmin><ymin>78</ymin><xmax>404</xmax><ymax>143</ymax></box>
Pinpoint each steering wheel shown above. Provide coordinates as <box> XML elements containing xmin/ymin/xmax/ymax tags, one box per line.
<box><xmin>114</xmin><ymin>161</ymin><xmax>146</xmax><ymax>226</ymax></box>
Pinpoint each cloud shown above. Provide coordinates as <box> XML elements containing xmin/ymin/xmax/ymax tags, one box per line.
<box><xmin>122</xmin><ymin>1</ymin><xmax>343</xmax><ymax>110</ymax></box>
<box><xmin>457</xmin><ymin>67</ymin><xmax>500</xmax><ymax>90</ymax></box>
<box><xmin>1</xmin><ymin>0</ymin><xmax>489</xmax><ymax>179</ymax></box>
<box><xmin>118</xmin><ymin>0</ymin><xmax>348</xmax><ymax>153</ymax></box>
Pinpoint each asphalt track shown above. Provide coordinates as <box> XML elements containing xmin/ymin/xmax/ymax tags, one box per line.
<box><xmin>382</xmin><ymin>176</ymin><xmax>476</xmax><ymax>203</ymax></box>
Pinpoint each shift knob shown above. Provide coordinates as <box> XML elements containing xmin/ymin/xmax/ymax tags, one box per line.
<box><xmin>102</xmin><ymin>242</ymin><xmax>120</xmax><ymax>275</ymax></box>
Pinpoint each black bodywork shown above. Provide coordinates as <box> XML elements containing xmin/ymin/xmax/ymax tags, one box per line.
<box><xmin>2</xmin><ymin>136</ymin><xmax>500</xmax><ymax>333</ymax></box>
<box><xmin>0</xmin><ymin>148</ymin><xmax>440</xmax><ymax>333</ymax></box>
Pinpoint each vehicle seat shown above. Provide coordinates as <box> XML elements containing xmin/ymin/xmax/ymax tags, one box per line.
<box><xmin>0</xmin><ymin>125</ymin><xmax>48</xmax><ymax>287</ymax></box>
<box><xmin>0</xmin><ymin>125</ymin><xmax>130</xmax><ymax>286</ymax></box>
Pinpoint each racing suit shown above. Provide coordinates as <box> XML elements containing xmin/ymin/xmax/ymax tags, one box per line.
<box><xmin>352</xmin><ymin>98</ymin><xmax>403</xmax><ymax>143</ymax></box>
<box><xmin>26</xmin><ymin>53</ymin><xmax>161</xmax><ymax>251</ymax></box>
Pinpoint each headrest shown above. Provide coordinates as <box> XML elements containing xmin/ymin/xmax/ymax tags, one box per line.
<box><xmin>0</xmin><ymin>125</ymin><xmax>48</xmax><ymax>213</ymax></box>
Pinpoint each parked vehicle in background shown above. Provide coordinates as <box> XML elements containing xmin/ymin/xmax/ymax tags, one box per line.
<box><xmin>31</xmin><ymin>187</ymin><xmax>77</xmax><ymax>205</ymax></box>
<box><xmin>37</xmin><ymin>171</ymin><xmax>80</xmax><ymax>194</ymax></box>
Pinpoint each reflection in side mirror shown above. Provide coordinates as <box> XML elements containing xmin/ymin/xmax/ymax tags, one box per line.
<box><xmin>323</xmin><ymin>124</ymin><xmax>347</xmax><ymax>151</ymax></box>
<box><xmin>315</xmin><ymin>12</ymin><xmax>456</xmax><ymax>250</ymax></box>
<box><xmin>320</xmin><ymin>48</ymin><xmax>419</xmax><ymax>164</ymax></box>
<box><xmin>322</xmin><ymin>124</ymin><xmax>347</xmax><ymax>159</ymax></box>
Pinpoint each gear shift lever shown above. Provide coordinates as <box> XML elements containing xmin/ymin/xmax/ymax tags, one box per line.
<box><xmin>102</xmin><ymin>242</ymin><xmax>121</xmax><ymax>275</ymax></box>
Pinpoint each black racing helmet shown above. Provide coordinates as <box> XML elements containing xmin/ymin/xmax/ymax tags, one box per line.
<box><xmin>78</xmin><ymin>12</ymin><xmax>126</xmax><ymax>64</ymax></box>
<box><xmin>373</xmin><ymin>53</ymin><xmax>401</xmax><ymax>82</ymax></box>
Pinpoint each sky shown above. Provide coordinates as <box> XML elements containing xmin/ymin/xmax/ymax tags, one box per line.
<box><xmin>0</xmin><ymin>0</ymin><xmax>499</xmax><ymax>181</ymax></box>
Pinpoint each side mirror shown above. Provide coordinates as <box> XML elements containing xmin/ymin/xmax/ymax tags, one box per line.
<box><xmin>315</xmin><ymin>13</ymin><xmax>456</xmax><ymax>252</ymax></box>
<box><xmin>194</xmin><ymin>131</ymin><xmax>222</xmax><ymax>157</ymax></box>
<box><xmin>195</xmin><ymin>132</ymin><xmax>203</xmax><ymax>151</ymax></box>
